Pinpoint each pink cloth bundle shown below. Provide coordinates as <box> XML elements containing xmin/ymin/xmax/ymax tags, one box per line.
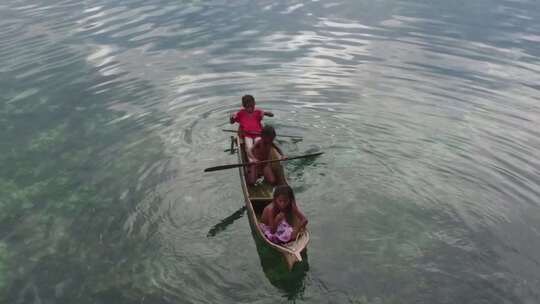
<box><xmin>260</xmin><ymin>220</ymin><xmax>293</xmax><ymax>244</ymax></box>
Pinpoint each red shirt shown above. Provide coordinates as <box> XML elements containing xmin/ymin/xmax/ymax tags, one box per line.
<box><xmin>234</xmin><ymin>108</ymin><xmax>264</xmax><ymax>138</ymax></box>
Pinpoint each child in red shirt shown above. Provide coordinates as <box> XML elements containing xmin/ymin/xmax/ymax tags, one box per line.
<box><xmin>229</xmin><ymin>95</ymin><xmax>274</xmax><ymax>150</ymax></box>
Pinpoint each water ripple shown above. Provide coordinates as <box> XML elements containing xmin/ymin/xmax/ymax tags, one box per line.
<box><xmin>2</xmin><ymin>0</ymin><xmax>540</xmax><ymax>302</ymax></box>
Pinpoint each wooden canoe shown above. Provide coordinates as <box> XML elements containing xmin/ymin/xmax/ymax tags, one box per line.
<box><xmin>235</xmin><ymin>136</ymin><xmax>310</xmax><ymax>270</ymax></box>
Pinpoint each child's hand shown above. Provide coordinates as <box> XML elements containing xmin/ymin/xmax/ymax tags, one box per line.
<box><xmin>276</xmin><ymin>212</ymin><xmax>285</xmax><ymax>223</ymax></box>
<box><xmin>281</xmin><ymin>155</ymin><xmax>288</xmax><ymax>161</ymax></box>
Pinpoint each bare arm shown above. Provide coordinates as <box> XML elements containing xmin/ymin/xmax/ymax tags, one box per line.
<box><xmin>271</xmin><ymin>143</ymin><xmax>283</xmax><ymax>156</ymax></box>
<box><xmin>292</xmin><ymin>202</ymin><xmax>308</xmax><ymax>227</ymax></box>
<box><xmin>261</xmin><ymin>205</ymin><xmax>271</xmax><ymax>225</ymax></box>
<box><xmin>271</xmin><ymin>212</ymin><xmax>285</xmax><ymax>232</ymax></box>
<box><xmin>291</xmin><ymin>202</ymin><xmax>308</xmax><ymax>239</ymax></box>
<box><xmin>262</xmin><ymin>204</ymin><xmax>284</xmax><ymax>233</ymax></box>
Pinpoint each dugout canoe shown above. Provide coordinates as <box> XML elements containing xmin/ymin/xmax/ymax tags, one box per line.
<box><xmin>235</xmin><ymin>136</ymin><xmax>310</xmax><ymax>270</ymax></box>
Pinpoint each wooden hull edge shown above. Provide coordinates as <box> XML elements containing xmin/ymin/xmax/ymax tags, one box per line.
<box><xmin>235</xmin><ymin>136</ymin><xmax>308</xmax><ymax>271</ymax></box>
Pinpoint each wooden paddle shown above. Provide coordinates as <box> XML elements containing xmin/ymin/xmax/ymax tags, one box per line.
<box><xmin>221</xmin><ymin>129</ymin><xmax>303</xmax><ymax>139</ymax></box>
<box><xmin>203</xmin><ymin>152</ymin><xmax>324</xmax><ymax>172</ymax></box>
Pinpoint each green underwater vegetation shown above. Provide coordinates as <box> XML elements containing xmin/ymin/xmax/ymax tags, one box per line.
<box><xmin>0</xmin><ymin>52</ymin><xmax>170</xmax><ymax>302</ymax></box>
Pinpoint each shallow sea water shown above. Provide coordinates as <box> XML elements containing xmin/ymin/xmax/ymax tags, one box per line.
<box><xmin>1</xmin><ymin>0</ymin><xmax>540</xmax><ymax>303</ymax></box>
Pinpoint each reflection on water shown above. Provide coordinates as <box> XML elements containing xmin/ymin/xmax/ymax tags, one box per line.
<box><xmin>251</xmin><ymin>225</ymin><xmax>310</xmax><ymax>301</ymax></box>
<box><xmin>1</xmin><ymin>0</ymin><xmax>540</xmax><ymax>302</ymax></box>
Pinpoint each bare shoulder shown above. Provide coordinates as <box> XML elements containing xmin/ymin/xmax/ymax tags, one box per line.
<box><xmin>262</xmin><ymin>202</ymin><xmax>274</xmax><ymax>214</ymax></box>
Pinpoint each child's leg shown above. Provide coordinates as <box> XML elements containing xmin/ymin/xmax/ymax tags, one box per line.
<box><xmin>244</xmin><ymin>137</ymin><xmax>256</xmax><ymax>152</ymax></box>
<box><xmin>245</xmin><ymin>137</ymin><xmax>257</xmax><ymax>185</ymax></box>
<box><xmin>247</xmin><ymin>164</ymin><xmax>258</xmax><ymax>185</ymax></box>
<box><xmin>262</xmin><ymin>163</ymin><xmax>276</xmax><ymax>185</ymax></box>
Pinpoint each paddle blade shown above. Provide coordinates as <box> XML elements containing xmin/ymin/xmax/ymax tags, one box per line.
<box><xmin>287</xmin><ymin>152</ymin><xmax>324</xmax><ymax>160</ymax></box>
<box><xmin>203</xmin><ymin>163</ymin><xmax>247</xmax><ymax>172</ymax></box>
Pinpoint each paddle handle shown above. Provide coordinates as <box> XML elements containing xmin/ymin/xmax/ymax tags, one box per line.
<box><xmin>203</xmin><ymin>152</ymin><xmax>323</xmax><ymax>172</ymax></box>
<box><xmin>221</xmin><ymin>129</ymin><xmax>302</xmax><ymax>139</ymax></box>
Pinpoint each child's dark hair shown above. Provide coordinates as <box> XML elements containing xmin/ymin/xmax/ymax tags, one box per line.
<box><xmin>242</xmin><ymin>95</ymin><xmax>255</xmax><ymax>107</ymax></box>
<box><xmin>273</xmin><ymin>185</ymin><xmax>295</xmax><ymax>200</ymax></box>
<box><xmin>261</xmin><ymin>125</ymin><xmax>276</xmax><ymax>138</ymax></box>
<box><xmin>273</xmin><ymin>185</ymin><xmax>295</xmax><ymax>212</ymax></box>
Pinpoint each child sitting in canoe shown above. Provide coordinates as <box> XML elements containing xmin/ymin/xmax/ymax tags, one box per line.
<box><xmin>246</xmin><ymin>125</ymin><xmax>286</xmax><ymax>185</ymax></box>
<box><xmin>229</xmin><ymin>94</ymin><xmax>274</xmax><ymax>150</ymax></box>
<box><xmin>260</xmin><ymin>185</ymin><xmax>308</xmax><ymax>244</ymax></box>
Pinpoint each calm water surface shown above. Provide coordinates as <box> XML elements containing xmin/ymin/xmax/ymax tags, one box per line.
<box><xmin>1</xmin><ymin>0</ymin><xmax>540</xmax><ymax>303</ymax></box>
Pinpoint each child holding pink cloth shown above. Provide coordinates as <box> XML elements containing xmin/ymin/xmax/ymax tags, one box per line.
<box><xmin>260</xmin><ymin>185</ymin><xmax>308</xmax><ymax>244</ymax></box>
